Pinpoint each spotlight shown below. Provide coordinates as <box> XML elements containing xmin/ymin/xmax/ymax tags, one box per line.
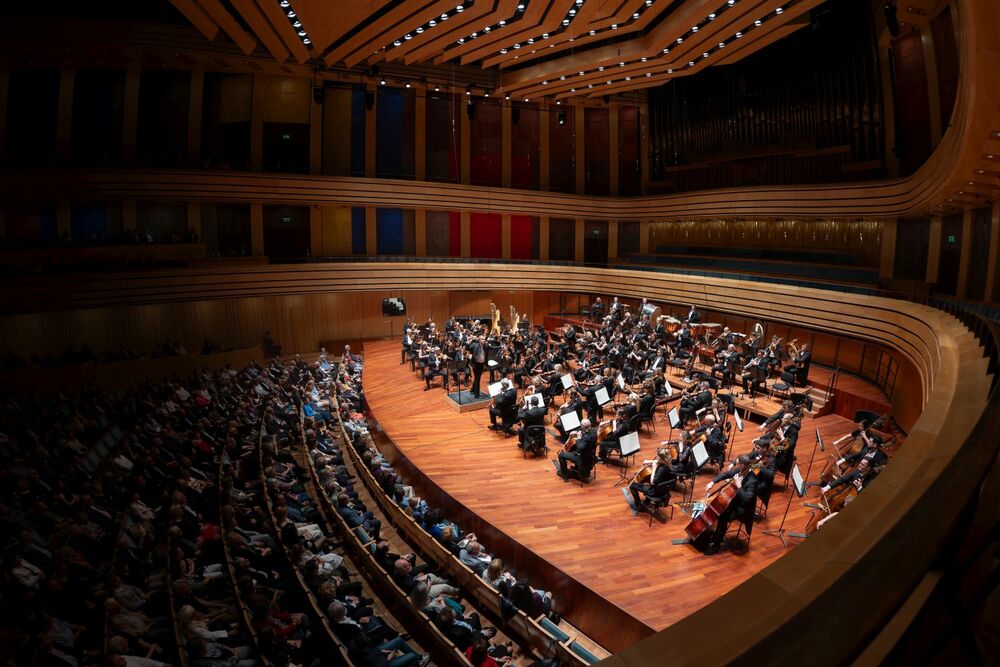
<box><xmin>380</xmin><ymin>79</ymin><xmax>387</xmax><ymax>86</ymax></box>
<box><xmin>404</xmin><ymin>81</ymin><xmax>411</xmax><ymax>88</ymax></box>
<box><xmin>557</xmin><ymin>110</ymin><xmax>567</xmax><ymax>125</ymax></box>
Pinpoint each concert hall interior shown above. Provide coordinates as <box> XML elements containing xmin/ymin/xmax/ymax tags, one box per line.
<box><xmin>1</xmin><ymin>1</ymin><xmax>1000</xmax><ymax>666</ymax></box>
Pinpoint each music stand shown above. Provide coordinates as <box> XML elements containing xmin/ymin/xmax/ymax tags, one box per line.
<box><xmin>769</xmin><ymin>429</ymin><xmax>824</xmax><ymax>544</ymax></box>
<box><xmin>448</xmin><ymin>359</ymin><xmax>469</xmax><ymax>404</ymax></box>
<box><xmin>613</xmin><ymin>431</ymin><xmax>641</xmax><ymax>485</ymax></box>
<box><xmin>559</xmin><ymin>410</ymin><xmax>581</xmax><ymax>434</ymax></box>
<box><xmin>595</xmin><ymin>386</ymin><xmax>611</xmax><ymax>407</ymax></box>
<box><xmin>666</xmin><ymin>407</ymin><xmax>681</xmax><ymax>441</ymax></box>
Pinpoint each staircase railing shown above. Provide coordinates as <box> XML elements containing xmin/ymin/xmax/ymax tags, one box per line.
<box><xmin>825</xmin><ymin>367</ymin><xmax>841</xmax><ymax>406</ymax></box>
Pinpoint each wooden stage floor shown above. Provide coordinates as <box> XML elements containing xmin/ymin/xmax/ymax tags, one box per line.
<box><xmin>361</xmin><ymin>340</ymin><xmax>857</xmax><ymax>644</ymax></box>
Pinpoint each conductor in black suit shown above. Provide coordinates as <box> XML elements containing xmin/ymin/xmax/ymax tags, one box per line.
<box><xmin>558</xmin><ymin>419</ymin><xmax>598</xmax><ymax>480</ymax></box>
<box><xmin>516</xmin><ymin>394</ymin><xmax>547</xmax><ymax>449</ymax></box>
<box><xmin>469</xmin><ymin>335</ymin><xmax>487</xmax><ymax>398</ymax></box>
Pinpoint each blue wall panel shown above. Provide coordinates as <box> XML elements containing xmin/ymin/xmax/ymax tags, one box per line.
<box><xmin>376</xmin><ymin>208</ymin><xmax>404</xmax><ymax>255</ymax></box>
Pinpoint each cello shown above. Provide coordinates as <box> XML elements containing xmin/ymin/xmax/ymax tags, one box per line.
<box><xmin>685</xmin><ymin>480</ymin><xmax>738</xmax><ymax>543</ymax></box>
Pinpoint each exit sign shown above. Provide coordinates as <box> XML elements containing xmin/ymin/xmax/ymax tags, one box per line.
<box><xmin>947</xmin><ymin>235</ymin><xmax>957</xmax><ymax>243</ymax></box>
<box><xmin>282</xmin><ymin>133</ymin><xmax>291</xmax><ymax>140</ymax></box>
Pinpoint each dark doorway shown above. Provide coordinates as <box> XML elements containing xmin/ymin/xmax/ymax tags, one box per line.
<box><xmin>584</xmin><ymin>220</ymin><xmax>608</xmax><ymax>265</ymax></box>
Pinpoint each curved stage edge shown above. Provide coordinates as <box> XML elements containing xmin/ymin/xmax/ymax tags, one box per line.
<box><xmin>361</xmin><ymin>339</ymin><xmax>859</xmax><ymax>654</ymax></box>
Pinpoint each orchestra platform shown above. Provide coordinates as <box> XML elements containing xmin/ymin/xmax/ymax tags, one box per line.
<box><xmin>361</xmin><ymin>339</ymin><xmax>872</xmax><ymax>654</ymax></box>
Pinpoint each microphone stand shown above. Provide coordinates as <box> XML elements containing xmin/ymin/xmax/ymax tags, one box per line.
<box><xmin>764</xmin><ymin>428</ymin><xmax>825</xmax><ymax>545</ymax></box>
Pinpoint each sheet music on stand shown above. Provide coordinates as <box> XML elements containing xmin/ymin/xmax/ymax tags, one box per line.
<box><xmin>487</xmin><ymin>381</ymin><xmax>503</xmax><ymax>398</ymax></box>
<box><xmin>663</xmin><ymin>381</ymin><xmax>673</xmax><ymax>397</ymax></box>
<box><xmin>620</xmin><ymin>431</ymin><xmax>641</xmax><ymax>456</ymax></box>
<box><xmin>595</xmin><ymin>386</ymin><xmax>611</xmax><ymax>406</ymax></box>
<box><xmin>487</xmin><ymin>360</ymin><xmax>499</xmax><ymax>368</ymax></box>
<box><xmin>559</xmin><ymin>411</ymin><xmax>581</xmax><ymax>433</ymax></box>
<box><xmin>668</xmin><ymin>408</ymin><xmax>681</xmax><ymax>429</ymax></box>
<box><xmin>792</xmin><ymin>465</ymin><xmax>806</xmax><ymax>497</ymax></box>
<box><xmin>560</xmin><ymin>373</ymin><xmax>575</xmax><ymax>389</ymax></box>
<box><xmin>617</xmin><ymin>373</ymin><xmax>626</xmax><ymax>390</ymax></box>
<box><xmin>734</xmin><ymin>409</ymin><xmax>744</xmax><ymax>432</ymax></box>
<box><xmin>692</xmin><ymin>442</ymin><xmax>709</xmax><ymax>468</ymax></box>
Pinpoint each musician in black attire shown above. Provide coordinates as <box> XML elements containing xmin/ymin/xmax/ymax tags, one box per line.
<box><xmin>822</xmin><ymin>457</ymin><xmax>881</xmax><ymax>494</ymax></box>
<box><xmin>741</xmin><ymin>349</ymin><xmax>768</xmax><ymax>396</ymax></box>
<box><xmin>448</xmin><ymin>345</ymin><xmax>470</xmax><ymax>389</ymax></box>
<box><xmin>679</xmin><ymin>381</ymin><xmax>712</xmax><ymax>425</ymax></box>
<box><xmin>469</xmin><ymin>335</ymin><xmax>487</xmax><ymax>398</ymax></box>
<box><xmin>516</xmin><ymin>394</ymin><xmax>548</xmax><ymax>449</ymax></box>
<box><xmin>423</xmin><ymin>349</ymin><xmax>448</xmax><ymax>391</ymax></box>
<box><xmin>597</xmin><ymin>408</ymin><xmax>630</xmax><ymax>461</ymax></box>
<box><xmin>589</xmin><ymin>297</ymin><xmax>605</xmax><ymax>322</ymax></box>
<box><xmin>686</xmin><ymin>305</ymin><xmax>701</xmax><ymax>324</ymax></box>
<box><xmin>488</xmin><ymin>379</ymin><xmax>517</xmax><ymax>433</ymax></box>
<box><xmin>627</xmin><ymin>448</ymin><xmax>676</xmax><ymax>513</ymax></box>
<box><xmin>554</xmin><ymin>389</ymin><xmax>584</xmax><ymax>442</ymax></box>
<box><xmin>702</xmin><ymin>454</ymin><xmax>770</xmax><ymax>555</ymax></box>
<box><xmin>694</xmin><ymin>414</ymin><xmax>726</xmax><ymax>466</ymax></box>
<box><xmin>784</xmin><ymin>343</ymin><xmax>812</xmax><ymax>386</ymax></box>
<box><xmin>558</xmin><ymin>419</ymin><xmax>597</xmax><ymax>480</ymax></box>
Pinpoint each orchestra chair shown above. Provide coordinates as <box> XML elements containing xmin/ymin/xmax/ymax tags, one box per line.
<box><xmin>627</xmin><ymin>414</ymin><xmax>643</xmax><ymax>439</ymax></box>
<box><xmin>725</xmin><ymin>512</ymin><xmax>755</xmax><ymax>553</ymax></box>
<box><xmin>642</xmin><ymin>481</ymin><xmax>675</xmax><ymax>527</ymax></box>
<box><xmin>638</xmin><ymin>404</ymin><xmax>657</xmax><ymax>435</ymax></box>
<box><xmin>522</xmin><ymin>425</ymin><xmax>549</xmax><ymax>459</ymax></box>
<box><xmin>537</xmin><ymin>616</ymin><xmax>570</xmax><ymax>643</ymax></box>
<box><xmin>770</xmin><ymin>372</ymin><xmax>795</xmax><ymax>401</ymax></box>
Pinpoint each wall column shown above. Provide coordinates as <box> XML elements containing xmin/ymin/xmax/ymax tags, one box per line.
<box><xmin>460</xmin><ymin>98</ymin><xmax>471</xmax><ymax>184</ymax></box>
<box><xmin>957</xmin><ymin>208</ymin><xmax>973</xmax><ymax>298</ymax></box>
<box><xmin>415</xmin><ymin>209</ymin><xmax>427</xmax><ymax>257</ymax></box>
<box><xmin>879</xmin><ymin>218</ymin><xmax>897</xmax><ymax>280</ymax></box>
<box><xmin>365</xmin><ymin>87</ymin><xmax>376</xmax><ymax>178</ymax></box>
<box><xmin>460</xmin><ymin>211</ymin><xmax>471</xmax><ymax>258</ymax></box>
<box><xmin>187</xmin><ymin>202</ymin><xmax>202</xmax><ymax>240</ymax></box>
<box><xmin>879</xmin><ymin>46</ymin><xmax>900</xmax><ymax>177</ymax></box>
<box><xmin>539</xmin><ymin>100</ymin><xmax>550</xmax><ymax>191</ymax></box>
<box><xmin>501</xmin><ymin>213</ymin><xmax>511</xmax><ymax>259</ymax></box>
<box><xmin>639</xmin><ymin>222</ymin><xmax>650</xmax><ymax>254</ymax></box>
<box><xmin>188</xmin><ymin>69</ymin><xmax>204</xmax><ymax>165</ymax></box>
<box><xmin>501</xmin><ymin>102</ymin><xmax>512</xmax><ymax>188</ymax></box>
<box><xmin>574</xmin><ymin>104</ymin><xmax>585</xmax><ymax>195</ymax></box>
<box><xmin>574</xmin><ymin>218</ymin><xmax>585</xmax><ymax>262</ymax></box>
<box><xmin>122</xmin><ymin>64</ymin><xmax>140</xmax><ymax>164</ymax></box>
<box><xmin>539</xmin><ymin>216</ymin><xmax>550</xmax><ymax>260</ymax></box>
<box><xmin>608</xmin><ymin>220</ymin><xmax>619</xmax><ymax>262</ymax></box>
<box><xmin>414</xmin><ymin>91</ymin><xmax>426</xmax><ymax>181</ymax></box>
<box><xmin>985</xmin><ymin>199</ymin><xmax>1000</xmax><ymax>303</ymax></box>
<box><xmin>365</xmin><ymin>206</ymin><xmax>377</xmax><ymax>256</ymax></box>
<box><xmin>926</xmin><ymin>215</ymin><xmax>942</xmax><ymax>283</ymax></box>
<box><xmin>250</xmin><ymin>203</ymin><xmax>264</xmax><ymax>256</ymax></box>
<box><xmin>309</xmin><ymin>84</ymin><xmax>322</xmax><ymax>174</ymax></box>
<box><xmin>56</xmin><ymin>68</ymin><xmax>75</xmax><ymax>162</ymax></box>
<box><xmin>250</xmin><ymin>75</ymin><xmax>264</xmax><ymax>170</ymax></box>
<box><xmin>0</xmin><ymin>210</ymin><xmax>5</xmax><ymax>243</ymax></box>
<box><xmin>609</xmin><ymin>106</ymin><xmax>619</xmax><ymax>196</ymax></box>
<box><xmin>57</xmin><ymin>204</ymin><xmax>71</xmax><ymax>240</ymax></box>
<box><xmin>920</xmin><ymin>27</ymin><xmax>942</xmax><ymax>147</ymax></box>
<box><xmin>0</xmin><ymin>71</ymin><xmax>8</xmax><ymax>159</ymax></box>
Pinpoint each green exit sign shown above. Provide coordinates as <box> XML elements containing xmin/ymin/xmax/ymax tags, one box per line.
<box><xmin>947</xmin><ymin>234</ymin><xmax>957</xmax><ymax>243</ymax></box>
<box><xmin>282</xmin><ymin>133</ymin><xmax>291</xmax><ymax>140</ymax></box>
<box><xmin>281</xmin><ymin>216</ymin><xmax>292</xmax><ymax>223</ymax></box>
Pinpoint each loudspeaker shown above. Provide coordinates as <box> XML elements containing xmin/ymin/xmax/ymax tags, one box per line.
<box><xmin>365</xmin><ymin>91</ymin><xmax>375</xmax><ymax>111</ymax></box>
<box><xmin>883</xmin><ymin>2</ymin><xmax>900</xmax><ymax>37</ymax></box>
<box><xmin>312</xmin><ymin>86</ymin><xmax>324</xmax><ymax>105</ymax></box>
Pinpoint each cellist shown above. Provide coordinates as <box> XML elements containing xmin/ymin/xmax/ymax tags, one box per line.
<box><xmin>625</xmin><ymin>448</ymin><xmax>676</xmax><ymax>515</ymax></box>
<box><xmin>702</xmin><ymin>453</ymin><xmax>771</xmax><ymax>555</ymax></box>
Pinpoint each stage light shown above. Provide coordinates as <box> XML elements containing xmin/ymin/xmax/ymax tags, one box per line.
<box><xmin>557</xmin><ymin>110</ymin><xmax>567</xmax><ymax>125</ymax></box>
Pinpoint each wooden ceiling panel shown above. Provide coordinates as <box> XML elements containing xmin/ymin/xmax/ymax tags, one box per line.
<box><xmin>396</xmin><ymin>0</ymin><xmax>519</xmax><ymax>66</ymax></box>
<box><xmin>288</xmin><ymin>0</ymin><xmax>395</xmax><ymax>55</ymax></box>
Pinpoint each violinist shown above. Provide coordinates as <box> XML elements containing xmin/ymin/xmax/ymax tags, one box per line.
<box><xmin>597</xmin><ymin>408</ymin><xmax>631</xmax><ymax>462</ymax></box>
<box><xmin>516</xmin><ymin>395</ymin><xmax>548</xmax><ymax>449</ymax></box>
<box><xmin>557</xmin><ymin>419</ymin><xmax>598</xmax><ymax>481</ymax></box>
<box><xmin>423</xmin><ymin>348</ymin><xmax>448</xmax><ymax>391</ymax></box>
<box><xmin>702</xmin><ymin>454</ymin><xmax>770</xmax><ymax>555</ymax></box>
<box><xmin>679</xmin><ymin>381</ymin><xmax>712</xmax><ymax>425</ymax></box>
<box><xmin>693</xmin><ymin>415</ymin><xmax>726</xmax><ymax>466</ymax></box>
<box><xmin>626</xmin><ymin>448</ymin><xmax>676</xmax><ymax>515</ymax></box>
<box><xmin>488</xmin><ymin>379</ymin><xmax>517</xmax><ymax>434</ymax></box>
<box><xmin>760</xmin><ymin>400</ymin><xmax>795</xmax><ymax>432</ymax></box>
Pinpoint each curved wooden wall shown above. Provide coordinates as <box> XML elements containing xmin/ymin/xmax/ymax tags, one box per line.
<box><xmin>1</xmin><ymin>261</ymin><xmax>990</xmax><ymax>662</ymax></box>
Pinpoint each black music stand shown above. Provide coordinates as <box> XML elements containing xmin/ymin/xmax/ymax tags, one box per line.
<box><xmin>448</xmin><ymin>359</ymin><xmax>469</xmax><ymax>405</ymax></box>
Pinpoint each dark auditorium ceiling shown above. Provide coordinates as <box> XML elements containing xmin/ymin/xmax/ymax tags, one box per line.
<box><xmin>163</xmin><ymin>0</ymin><xmax>937</xmax><ymax>101</ymax></box>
